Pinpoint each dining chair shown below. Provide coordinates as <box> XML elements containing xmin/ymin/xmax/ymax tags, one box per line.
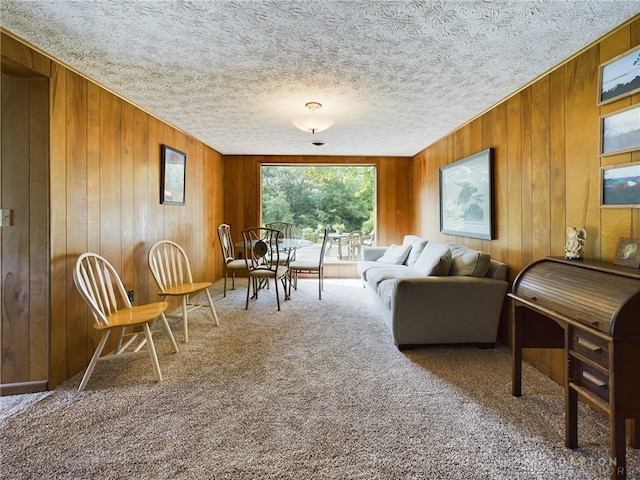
<box><xmin>217</xmin><ymin>223</ymin><xmax>248</xmax><ymax>297</ymax></box>
<box><xmin>265</xmin><ymin>221</ymin><xmax>296</xmax><ymax>262</ymax></box>
<box><xmin>288</xmin><ymin>228</ymin><xmax>330</xmax><ymax>299</ymax></box>
<box><xmin>242</xmin><ymin>227</ymin><xmax>291</xmax><ymax>311</ymax></box>
<box><xmin>148</xmin><ymin>240</ymin><xmax>219</xmax><ymax>343</ymax></box>
<box><xmin>346</xmin><ymin>230</ymin><xmax>363</xmax><ymax>260</ymax></box>
<box><xmin>73</xmin><ymin>252</ymin><xmax>179</xmax><ymax>391</ymax></box>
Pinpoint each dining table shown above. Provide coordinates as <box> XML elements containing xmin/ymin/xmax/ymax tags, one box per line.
<box><xmin>234</xmin><ymin>237</ymin><xmax>314</xmax><ymax>300</ymax></box>
<box><xmin>234</xmin><ymin>238</ymin><xmax>313</xmax><ymax>258</ymax></box>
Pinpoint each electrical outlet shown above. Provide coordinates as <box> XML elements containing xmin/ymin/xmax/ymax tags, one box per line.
<box><xmin>127</xmin><ymin>290</ymin><xmax>134</xmax><ymax>302</ymax></box>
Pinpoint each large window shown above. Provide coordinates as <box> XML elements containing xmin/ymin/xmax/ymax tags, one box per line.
<box><xmin>261</xmin><ymin>165</ymin><xmax>375</xmax><ymax>241</ymax></box>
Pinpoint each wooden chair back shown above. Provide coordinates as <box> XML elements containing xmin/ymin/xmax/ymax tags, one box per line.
<box><xmin>73</xmin><ymin>252</ymin><xmax>132</xmax><ymax>326</ymax></box>
<box><xmin>148</xmin><ymin>240</ymin><xmax>195</xmax><ymax>293</ymax></box>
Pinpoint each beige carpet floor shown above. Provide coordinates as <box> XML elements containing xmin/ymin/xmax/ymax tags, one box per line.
<box><xmin>1</xmin><ymin>278</ymin><xmax>638</xmax><ymax>479</ymax></box>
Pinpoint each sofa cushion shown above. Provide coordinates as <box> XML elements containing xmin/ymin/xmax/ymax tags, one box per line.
<box><xmin>448</xmin><ymin>243</ymin><xmax>491</xmax><ymax>277</ymax></box>
<box><xmin>413</xmin><ymin>241</ymin><xmax>452</xmax><ymax>276</ymax></box>
<box><xmin>406</xmin><ymin>239</ymin><xmax>429</xmax><ymax>268</ymax></box>
<box><xmin>376</xmin><ymin>279</ymin><xmax>397</xmax><ymax>310</ymax></box>
<box><xmin>376</xmin><ymin>243</ymin><xmax>412</xmax><ymax>265</ymax></box>
<box><xmin>366</xmin><ymin>266</ymin><xmax>423</xmax><ymax>292</ymax></box>
<box><xmin>357</xmin><ymin>260</ymin><xmax>387</xmax><ymax>281</ymax></box>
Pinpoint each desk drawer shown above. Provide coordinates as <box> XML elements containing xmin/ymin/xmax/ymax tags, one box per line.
<box><xmin>569</xmin><ymin>329</ymin><xmax>609</xmax><ymax>369</ymax></box>
<box><xmin>571</xmin><ymin>359</ymin><xmax>610</xmax><ymax>403</ymax></box>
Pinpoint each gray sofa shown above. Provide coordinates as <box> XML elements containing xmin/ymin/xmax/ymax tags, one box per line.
<box><xmin>357</xmin><ymin>235</ymin><xmax>509</xmax><ymax>349</ymax></box>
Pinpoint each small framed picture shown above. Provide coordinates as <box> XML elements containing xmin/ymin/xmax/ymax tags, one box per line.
<box><xmin>600</xmin><ymin>161</ymin><xmax>640</xmax><ymax>208</ymax></box>
<box><xmin>160</xmin><ymin>144</ymin><xmax>186</xmax><ymax>205</ymax></box>
<box><xmin>598</xmin><ymin>45</ymin><xmax>640</xmax><ymax>105</ymax></box>
<box><xmin>613</xmin><ymin>238</ymin><xmax>640</xmax><ymax>268</ymax></box>
<box><xmin>600</xmin><ymin>105</ymin><xmax>640</xmax><ymax>157</ymax></box>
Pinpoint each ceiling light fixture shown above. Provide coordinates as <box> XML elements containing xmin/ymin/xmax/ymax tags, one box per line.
<box><xmin>292</xmin><ymin>102</ymin><xmax>334</xmax><ymax>134</ymax></box>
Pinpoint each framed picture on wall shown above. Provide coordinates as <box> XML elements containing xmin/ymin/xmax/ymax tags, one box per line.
<box><xmin>600</xmin><ymin>105</ymin><xmax>640</xmax><ymax>157</ymax></box>
<box><xmin>598</xmin><ymin>45</ymin><xmax>640</xmax><ymax>105</ymax></box>
<box><xmin>160</xmin><ymin>145</ymin><xmax>186</xmax><ymax>205</ymax></box>
<box><xmin>439</xmin><ymin>148</ymin><xmax>494</xmax><ymax>240</ymax></box>
<box><xmin>612</xmin><ymin>238</ymin><xmax>640</xmax><ymax>268</ymax></box>
<box><xmin>600</xmin><ymin>161</ymin><xmax>640</xmax><ymax>208</ymax></box>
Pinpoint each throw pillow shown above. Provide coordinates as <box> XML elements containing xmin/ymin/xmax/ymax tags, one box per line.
<box><xmin>402</xmin><ymin>235</ymin><xmax>423</xmax><ymax>247</ymax></box>
<box><xmin>406</xmin><ymin>239</ymin><xmax>429</xmax><ymax>268</ymax></box>
<box><xmin>448</xmin><ymin>244</ymin><xmax>491</xmax><ymax>277</ymax></box>
<box><xmin>376</xmin><ymin>244</ymin><xmax>412</xmax><ymax>265</ymax></box>
<box><xmin>413</xmin><ymin>241</ymin><xmax>452</xmax><ymax>276</ymax></box>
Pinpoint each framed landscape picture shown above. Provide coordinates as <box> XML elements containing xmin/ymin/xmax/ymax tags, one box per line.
<box><xmin>600</xmin><ymin>105</ymin><xmax>640</xmax><ymax>157</ymax></box>
<box><xmin>160</xmin><ymin>144</ymin><xmax>186</xmax><ymax>205</ymax></box>
<box><xmin>439</xmin><ymin>148</ymin><xmax>494</xmax><ymax>240</ymax></box>
<box><xmin>600</xmin><ymin>161</ymin><xmax>640</xmax><ymax>208</ymax></box>
<box><xmin>598</xmin><ymin>45</ymin><xmax>640</xmax><ymax>105</ymax></box>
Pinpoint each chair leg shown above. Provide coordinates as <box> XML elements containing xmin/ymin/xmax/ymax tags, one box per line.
<box><xmin>223</xmin><ymin>269</ymin><xmax>228</xmax><ymax>297</ymax></box>
<box><xmin>282</xmin><ymin>275</ymin><xmax>290</xmax><ymax>301</ymax></box>
<box><xmin>204</xmin><ymin>287</ymin><xmax>220</xmax><ymax>326</ymax></box>
<box><xmin>159</xmin><ymin>312</ymin><xmax>179</xmax><ymax>353</ymax></box>
<box><xmin>182</xmin><ymin>296</ymin><xmax>189</xmax><ymax>343</ymax></box>
<box><xmin>114</xmin><ymin>326</ymin><xmax>126</xmax><ymax>354</ymax></box>
<box><xmin>78</xmin><ymin>330</ymin><xmax>111</xmax><ymax>392</ymax></box>
<box><xmin>245</xmin><ymin>277</ymin><xmax>251</xmax><ymax>310</ymax></box>
<box><xmin>143</xmin><ymin>322</ymin><xmax>162</xmax><ymax>382</ymax></box>
<box><xmin>275</xmin><ymin>276</ymin><xmax>281</xmax><ymax>311</ymax></box>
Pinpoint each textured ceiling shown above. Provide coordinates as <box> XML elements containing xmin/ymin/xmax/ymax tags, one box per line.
<box><xmin>2</xmin><ymin>1</ymin><xmax>640</xmax><ymax>156</ymax></box>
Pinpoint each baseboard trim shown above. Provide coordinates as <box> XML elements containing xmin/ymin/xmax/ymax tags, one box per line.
<box><xmin>1</xmin><ymin>380</ymin><xmax>48</xmax><ymax>396</ymax></box>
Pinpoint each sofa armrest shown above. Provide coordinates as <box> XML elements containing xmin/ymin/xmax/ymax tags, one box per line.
<box><xmin>391</xmin><ymin>276</ymin><xmax>509</xmax><ymax>345</ymax></box>
<box><xmin>361</xmin><ymin>246</ymin><xmax>387</xmax><ymax>261</ymax></box>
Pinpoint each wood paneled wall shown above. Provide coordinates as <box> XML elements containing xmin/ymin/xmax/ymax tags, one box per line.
<box><xmin>1</xmin><ymin>70</ymin><xmax>50</xmax><ymax>393</ymax></box>
<box><xmin>412</xmin><ymin>17</ymin><xmax>640</xmax><ymax>384</ymax></box>
<box><xmin>1</xmin><ymin>32</ymin><xmax>224</xmax><ymax>389</ymax></box>
<box><xmin>222</xmin><ymin>155</ymin><xmax>413</xmax><ymax>248</ymax></box>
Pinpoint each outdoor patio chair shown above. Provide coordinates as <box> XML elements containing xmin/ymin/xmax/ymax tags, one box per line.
<box><xmin>345</xmin><ymin>230</ymin><xmax>363</xmax><ymax>260</ymax></box>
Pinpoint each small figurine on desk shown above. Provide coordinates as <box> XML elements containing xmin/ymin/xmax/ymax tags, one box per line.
<box><xmin>565</xmin><ymin>227</ymin><xmax>587</xmax><ymax>260</ymax></box>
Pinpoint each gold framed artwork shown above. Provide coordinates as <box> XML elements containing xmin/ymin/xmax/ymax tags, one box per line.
<box><xmin>600</xmin><ymin>105</ymin><xmax>640</xmax><ymax>157</ymax></box>
<box><xmin>613</xmin><ymin>238</ymin><xmax>640</xmax><ymax>268</ymax></box>
<box><xmin>598</xmin><ymin>44</ymin><xmax>640</xmax><ymax>105</ymax></box>
<box><xmin>600</xmin><ymin>161</ymin><xmax>640</xmax><ymax>208</ymax></box>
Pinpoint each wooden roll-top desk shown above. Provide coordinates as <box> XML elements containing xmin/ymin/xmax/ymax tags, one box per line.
<box><xmin>509</xmin><ymin>256</ymin><xmax>640</xmax><ymax>480</ymax></box>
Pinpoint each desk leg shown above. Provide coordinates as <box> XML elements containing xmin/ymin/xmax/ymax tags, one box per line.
<box><xmin>629</xmin><ymin>419</ymin><xmax>639</xmax><ymax>449</ymax></box>
<box><xmin>565</xmin><ymin>326</ymin><xmax>578</xmax><ymax>449</ymax></box>
<box><xmin>337</xmin><ymin>238</ymin><xmax>343</xmax><ymax>260</ymax></box>
<box><xmin>611</xmin><ymin>412</ymin><xmax>627</xmax><ymax>480</ymax></box>
<box><xmin>565</xmin><ymin>386</ymin><xmax>578</xmax><ymax>449</ymax></box>
<box><xmin>512</xmin><ymin>311</ymin><xmax>522</xmax><ymax>397</ymax></box>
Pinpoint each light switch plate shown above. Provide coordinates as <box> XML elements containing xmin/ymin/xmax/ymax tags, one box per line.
<box><xmin>1</xmin><ymin>209</ymin><xmax>13</xmax><ymax>227</ymax></box>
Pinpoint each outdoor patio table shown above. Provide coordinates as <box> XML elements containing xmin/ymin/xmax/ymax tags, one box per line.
<box><xmin>328</xmin><ymin>233</ymin><xmax>348</xmax><ymax>260</ymax></box>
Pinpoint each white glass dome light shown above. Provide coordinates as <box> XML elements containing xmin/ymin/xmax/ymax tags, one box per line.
<box><xmin>292</xmin><ymin>102</ymin><xmax>335</xmax><ymax>134</ymax></box>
